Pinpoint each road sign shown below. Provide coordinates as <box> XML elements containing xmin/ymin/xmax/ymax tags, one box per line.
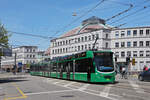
<box><xmin>132</xmin><ymin>58</ymin><xmax>135</xmax><ymax>66</ymax></box>
<box><xmin>18</xmin><ymin>62</ymin><xmax>22</xmax><ymax>68</ymax></box>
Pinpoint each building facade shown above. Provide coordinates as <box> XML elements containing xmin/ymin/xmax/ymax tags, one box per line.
<box><xmin>111</xmin><ymin>27</ymin><xmax>150</xmax><ymax>71</ymax></box>
<box><xmin>50</xmin><ymin>16</ymin><xmax>111</xmax><ymax>58</ymax></box>
<box><xmin>49</xmin><ymin>16</ymin><xmax>150</xmax><ymax>71</ymax></box>
<box><xmin>1</xmin><ymin>46</ymin><xmax>38</xmax><ymax>71</ymax></box>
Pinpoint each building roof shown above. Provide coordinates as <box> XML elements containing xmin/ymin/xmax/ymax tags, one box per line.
<box><xmin>45</xmin><ymin>47</ymin><xmax>51</xmax><ymax>55</ymax></box>
<box><xmin>60</xmin><ymin>23</ymin><xmax>111</xmax><ymax>38</ymax></box>
<box><xmin>59</xmin><ymin>16</ymin><xmax>110</xmax><ymax>38</ymax></box>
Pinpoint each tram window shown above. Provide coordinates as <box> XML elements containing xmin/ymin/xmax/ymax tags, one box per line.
<box><xmin>75</xmin><ymin>59</ymin><xmax>94</xmax><ymax>73</ymax></box>
<box><xmin>63</xmin><ymin>63</ymin><xmax>67</xmax><ymax>72</ymax></box>
<box><xmin>75</xmin><ymin>59</ymin><xmax>88</xmax><ymax>72</ymax></box>
<box><xmin>69</xmin><ymin>61</ymin><xmax>73</xmax><ymax>72</ymax></box>
<box><xmin>52</xmin><ymin>63</ymin><xmax>57</xmax><ymax>72</ymax></box>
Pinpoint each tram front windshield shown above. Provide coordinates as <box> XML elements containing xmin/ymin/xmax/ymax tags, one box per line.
<box><xmin>94</xmin><ymin>52</ymin><xmax>114</xmax><ymax>72</ymax></box>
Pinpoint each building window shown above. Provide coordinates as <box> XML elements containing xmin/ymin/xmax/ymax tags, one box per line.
<box><xmin>115</xmin><ymin>33</ymin><xmax>119</xmax><ymax>37</ymax></box>
<box><xmin>146</xmin><ymin>29</ymin><xmax>150</xmax><ymax>35</ymax></box>
<box><xmin>60</xmin><ymin>48</ymin><xmax>62</xmax><ymax>53</ymax></box>
<box><xmin>66</xmin><ymin>48</ymin><xmax>68</xmax><ymax>52</ymax></box>
<box><xmin>106</xmin><ymin>42</ymin><xmax>108</xmax><ymax>48</ymax></box>
<box><xmin>133</xmin><ymin>30</ymin><xmax>137</xmax><ymax>36</ymax></box>
<box><xmin>88</xmin><ymin>35</ymin><xmax>91</xmax><ymax>41</ymax></box>
<box><xmin>139</xmin><ymin>41</ymin><xmax>143</xmax><ymax>47</ymax></box>
<box><xmin>75</xmin><ymin>46</ymin><xmax>77</xmax><ymax>51</ymax></box>
<box><xmin>52</xmin><ymin>50</ymin><xmax>54</xmax><ymax>54</ymax></box>
<box><xmin>30</xmin><ymin>55</ymin><xmax>32</xmax><ymax>58</ymax></box>
<box><xmin>140</xmin><ymin>30</ymin><xmax>143</xmax><ymax>35</ymax></box>
<box><xmin>115</xmin><ymin>42</ymin><xmax>119</xmax><ymax>48</ymax></box>
<box><xmin>115</xmin><ymin>31</ymin><xmax>119</xmax><ymax>34</ymax></box>
<box><xmin>27</xmin><ymin>49</ymin><xmax>29</xmax><ymax>52</ymax></box>
<box><xmin>121</xmin><ymin>31</ymin><xmax>125</xmax><ymax>37</ymax></box>
<box><xmin>33</xmin><ymin>55</ymin><xmax>35</xmax><ymax>58</ymax></box>
<box><xmin>133</xmin><ymin>51</ymin><xmax>137</xmax><ymax>57</ymax></box>
<box><xmin>127</xmin><ymin>42</ymin><xmax>131</xmax><ymax>47</ymax></box>
<box><xmin>27</xmin><ymin>55</ymin><xmax>29</xmax><ymax>58</ymax></box>
<box><xmin>78</xmin><ymin>38</ymin><xmax>80</xmax><ymax>42</ymax></box>
<box><xmin>121</xmin><ymin>42</ymin><xmax>125</xmax><ymax>47</ymax></box>
<box><xmin>146</xmin><ymin>41</ymin><xmax>150</xmax><ymax>46</ymax></box>
<box><xmin>63</xmin><ymin>41</ymin><xmax>65</xmax><ymax>45</ymax></box>
<box><xmin>85</xmin><ymin>44</ymin><xmax>87</xmax><ymax>50</ymax></box>
<box><xmin>66</xmin><ymin>40</ymin><xmax>68</xmax><ymax>45</ymax></box>
<box><xmin>81</xmin><ymin>45</ymin><xmax>84</xmax><ymax>50</ymax></box>
<box><xmin>55</xmin><ymin>49</ymin><xmax>57</xmax><ymax>54</ymax></box>
<box><xmin>127</xmin><ymin>30</ymin><xmax>131</xmax><ymax>36</ymax></box>
<box><xmin>69</xmin><ymin>40</ymin><xmax>71</xmax><ymax>44</ymax></box>
<box><xmin>33</xmin><ymin>49</ymin><xmax>35</xmax><ymax>52</ymax></box>
<box><xmin>81</xmin><ymin>37</ymin><xmax>84</xmax><ymax>42</ymax></box>
<box><xmin>92</xmin><ymin>35</ymin><xmax>95</xmax><ymax>40</ymax></box>
<box><xmin>146</xmin><ymin>51</ymin><xmax>150</xmax><ymax>57</ymax></box>
<box><xmin>88</xmin><ymin>44</ymin><xmax>91</xmax><ymax>50</ymax></box>
<box><xmin>85</xmin><ymin>36</ymin><xmax>87</xmax><ymax>41</ymax></box>
<box><xmin>139</xmin><ymin>51</ymin><xmax>144</xmax><ymax>57</ymax></box>
<box><xmin>75</xmin><ymin>38</ymin><xmax>77</xmax><ymax>43</ymax></box>
<box><xmin>78</xmin><ymin>46</ymin><xmax>80</xmax><ymax>51</ymax></box>
<box><xmin>96</xmin><ymin>34</ymin><xmax>99</xmax><ymax>39</ymax></box>
<box><xmin>133</xmin><ymin>41</ymin><xmax>137</xmax><ymax>47</ymax></box>
<box><xmin>121</xmin><ymin>51</ymin><xmax>125</xmax><ymax>57</ymax></box>
<box><xmin>115</xmin><ymin>52</ymin><xmax>119</xmax><ymax>58</ymax></box>
<box><xmin>127</xmin><ymin>51</ymin><xmax>131</xmax><ymax>57</ymax></box>
<box><xmin>55</xmin><ymin>43</ymin><xmax>57</xmax><ymax>47</ymax></box>
<box><xmin>106</xmin><ymin>34</ymin><xmax>108</xmax><ymax>39</ymax></box>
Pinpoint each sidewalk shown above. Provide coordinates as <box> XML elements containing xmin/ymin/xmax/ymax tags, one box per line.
<box><xmin>115</xmin><ymin>74</ymin><xmax>138</xmax><ymax>81</ymax></box>
<box><xmin>0</xmin><ymin>72</ymin><xmax>29</xmax><ymax>80</ymax></box>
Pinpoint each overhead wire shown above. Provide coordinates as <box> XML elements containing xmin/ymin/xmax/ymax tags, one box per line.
<box><xmin>8</xmin><ymin>31</ymin><xmax>54</xmax><ymax>39</ymax></box>
<box><xmin>52</xmin><ymin>0</ymin><xmax>107</xmax><ymax>37</ymax></box>
<box><xmin>108</xmin><ymin>0</ymin><xmax>150</xmax><ymax>25</ymax></box>
<box><xmin>109</xmin><ymin>6</ymin><xmax>148</xmax><ymax>25</ymax></box>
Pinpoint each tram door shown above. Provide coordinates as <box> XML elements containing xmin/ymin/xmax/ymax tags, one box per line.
<box><xmin>60</xmin><ymin>63</ymin><xmax>63</xmax><ymax>78</ymax></box>
<box><xmin>87</xmin><ymin>59</ymin><xmax>93</xmax><ymax>82</ymax></box>
<box><xmin>48</xmin><ymin>63</ymin><xmax>51</xmax><ymax>77</ymax></box>
<box><xmin>67</xmin><ymin>62</ymin><xmax>71</xmax><ymax>80</ymax></box>
<box><xmin>87</xmin><ymin>66</ymin><xmax>91</xmax><ymax>82</ymax></box>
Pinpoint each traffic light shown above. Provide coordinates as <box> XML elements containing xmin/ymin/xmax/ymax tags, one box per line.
<box><xmin>126</xmin><ymin>57</ymin><xmax>130</xmax><ymax>65</ymax></box>
<box><xmin>0</xmin><ymin>48</ymin><xmax>3</xmax><ymax>56</ymax></box>
<box><xmin>115</xmin><ymin>57</ymin><xmax>117</xmax><ymax>62</ymax></box>
<box><xmin>132</xmin><ymin>58</ymin><xmax>135</xmax><ymax>65</ymax></box>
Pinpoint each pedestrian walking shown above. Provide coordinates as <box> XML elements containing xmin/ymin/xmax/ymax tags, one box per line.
<box><xmin>121</xmin><ymin>67</ymin><xmax>126</xmax><ymax>79</ymax></box>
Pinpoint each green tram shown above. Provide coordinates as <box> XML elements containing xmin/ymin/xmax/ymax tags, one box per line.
<box><xmin>30</xmin><ymin>50</ymin><xmax>115</xmax><ymax>83</ymax></box>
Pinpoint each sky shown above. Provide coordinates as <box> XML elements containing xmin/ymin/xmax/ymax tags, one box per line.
<box><xmin>0</xmin><ymin>0</ymin><xmax>150</xmax><ymax>50</ymax></box>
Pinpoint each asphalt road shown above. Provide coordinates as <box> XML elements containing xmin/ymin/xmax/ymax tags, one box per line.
<box><xmin>0</xmin><ymin>73</ymin><xmax>150</xmax><ymax>100</ymax></box>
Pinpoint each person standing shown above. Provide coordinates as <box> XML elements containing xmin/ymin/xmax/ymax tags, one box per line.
<box><xmin>143</xmin><ymin>65</ymin><xmax>148</xmax><ymax>71</ymax></box>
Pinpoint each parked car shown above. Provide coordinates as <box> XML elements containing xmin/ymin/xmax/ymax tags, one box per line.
<box><xmin>138</xmin><ymin>69</ymin><xmax>150</xmax><ymax>81</ymax></box>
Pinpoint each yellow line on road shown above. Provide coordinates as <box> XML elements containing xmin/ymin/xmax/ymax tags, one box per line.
<box><xmin>4</xmin><ymin>83</ymin><xmax>27</xmax><ymax>100</ymax></box>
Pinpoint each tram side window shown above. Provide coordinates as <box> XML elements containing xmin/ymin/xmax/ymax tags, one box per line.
<box><xmin>69</xmin><ymin>61</ymin><xmax>73</xmax><ymax>72</ymax></box>
<box><xmin>52</xmin><ymin>63</ymin><xmax>57</xmax><ymax>72</ymax></box>
<box><xmin>75</xmin><ymin>59</ymin><xmax>88</xmax><ymax>72</ymax></box>
<box><xmin>63</xmin><ymin>63</ymin><xmax>67</xmax><ymax>72</ymax></box>
<box><xmin>75</xmin><ymin>59</ymin><xmax>94</xmax><ymax>73</ymax></box>
<box><xmin>30</xmin><ymin>65</ymin><xmax>33</xmax><ymax>71</ymax></box>
<box><xmin>44</xmin><ymin>64</ymin><xmax>49</xmax><ymax>71</ymax></box>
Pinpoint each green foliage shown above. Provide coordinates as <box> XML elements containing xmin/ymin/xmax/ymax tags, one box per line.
<box><xmin>0</xmin><ymin>22</ymin><xmax>9</xmax><ymax>48</ymax></box>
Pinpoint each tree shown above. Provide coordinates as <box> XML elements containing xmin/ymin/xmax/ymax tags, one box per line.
<box><xmin>0</xmin><ymin>22</ymin><xmax>9</xmax><ymax>48</ymax></box>
<box><xmin>0</xmin><ymin>22</ymin><xmax>9</xmax><ymax>70</ymax></box>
